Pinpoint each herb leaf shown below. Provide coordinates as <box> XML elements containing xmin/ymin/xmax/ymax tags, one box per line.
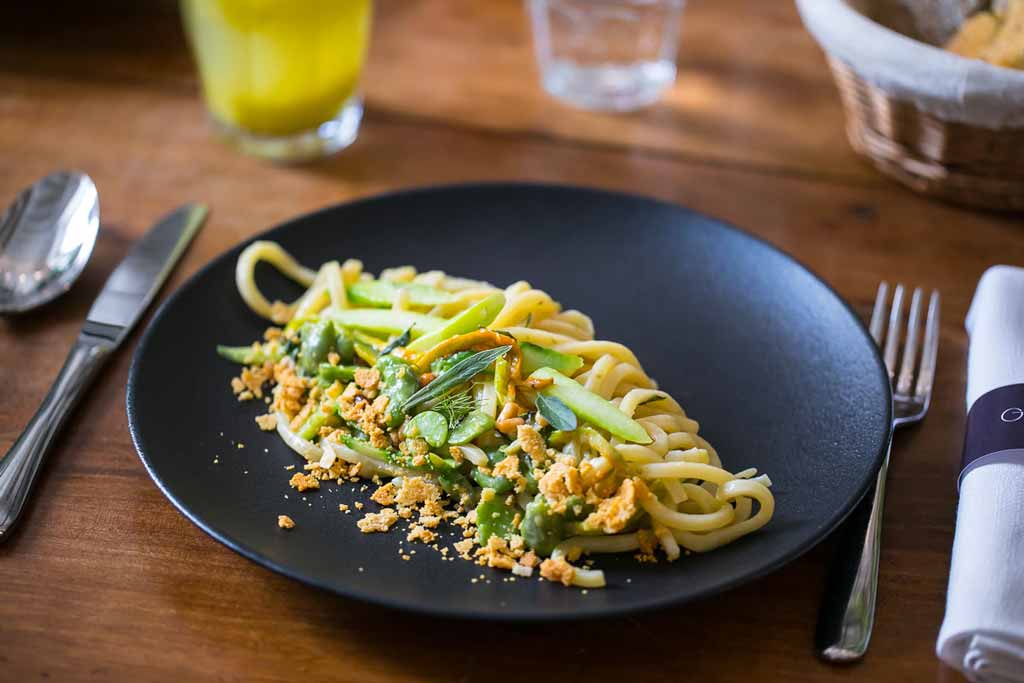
<box><xmin>401</xmin><ymin>345</ymin><xmax>512</xmax><ymax>413</ymax></box>
<box><xmin>536</xmin><ymin>393</ymin><xmax>578</xmax><ymax>431</ymax></box>
<box><xmin>434</xmin><ymin>390</ymin><xmax>476</xmax><ymax>429</ymax></box>
<box><xmin>380</xmin><ymin>325</ymin><xmax>413</xmax><ymax>356</ymax></box>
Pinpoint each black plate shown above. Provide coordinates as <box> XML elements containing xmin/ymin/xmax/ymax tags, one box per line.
<box><xmin>127</xmin><ymin>183</ymin><xmax>891</xmax><ymax>621</ymax></box>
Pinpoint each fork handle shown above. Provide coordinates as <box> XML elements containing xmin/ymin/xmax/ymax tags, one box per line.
<box><xmin>0</xmin><ymin>335</ymin><xmax>112</xmax><ymax>541</ymax></box>
<box><xmin>815</xmin><ymin>444</ymin><xmax>891</xmax><ymax>662</ymax></box>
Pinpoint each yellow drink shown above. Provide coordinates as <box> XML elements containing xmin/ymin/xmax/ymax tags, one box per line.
<box><xmin>181</xmin><ymin>0</ymin><xmax>372</xmax><ymax>158</ymax></box>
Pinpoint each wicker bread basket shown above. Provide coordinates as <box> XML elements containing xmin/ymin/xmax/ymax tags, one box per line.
<box><xmin>797</xmin><ymin>0</ymin><xmax>1024</xmax><ymax>211</ymax></box>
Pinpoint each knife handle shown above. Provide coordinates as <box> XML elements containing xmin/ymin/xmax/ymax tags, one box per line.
<box><xmin>0</xmin><ymin>335</ymin><xmax>112</xmax><ymax>541</ymax></box>
<box><xmin>814</xmin><ymin>444</ymin><xmax>890</xmax><ymax>662</ymax></box>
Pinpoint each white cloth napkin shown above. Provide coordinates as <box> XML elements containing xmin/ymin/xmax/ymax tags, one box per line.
<box><xmin>937</xmin><ymin>265</ymin><xmax>1024</xmax><ymax>683</ymax></box>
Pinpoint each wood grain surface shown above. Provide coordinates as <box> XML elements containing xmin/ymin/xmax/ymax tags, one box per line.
<box><xmin>1</xmin><ymin>1</ymin><xmax>1020</xmax><ymax>681</ymax></box>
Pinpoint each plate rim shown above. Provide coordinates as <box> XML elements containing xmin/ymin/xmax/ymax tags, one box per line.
<box><xmin>126</xmin><ymin>181</ymin><xmax>894</xmax><ymax>621</ymax></box>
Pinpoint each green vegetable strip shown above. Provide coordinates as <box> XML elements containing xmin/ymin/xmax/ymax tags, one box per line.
<box><xmin>322</xmin><ymin>308</ymin><xmax>445</xmax><ymax>338</ymax></box>
<box><xmin>337</xmin><ymin>434</ymin><xmax>391</xmax><ymax>462</ymax></box>
<box><xmin>216</xmin><ymin>344</ymin><xmax>283</xmax><ymax>365</ymax></box>
<box><xmin>493</xmin><ymin>355</ymin><xmax>509</xmax><ymax>406</ymax></box>
<box><xmin>405</xmin><ymin>292</ymin><xmax>506</xmax><ymax>352</ymax></box>
<box><xmin>347</xmin><ymin>280</ymin><xmax>455</xmax><ymax>308</ymax></box>
<box><xmin>529</xmin><ymin>367</ymin><xmax>652</xmax><ymax>444</ymax></box>
<box><xmin>317</xmin><ymin>363</ymin><xmax>357</xmax><ymax>383</ymax></box>
<box><xmin>520</xmin><ymin>342</ymin><xmax>583</xmax><ymax>377</ymax></box>
<box><xmin>298</xmin><ymin>410</ymin><xmax>330</xmax><ymax>440</ymax></box>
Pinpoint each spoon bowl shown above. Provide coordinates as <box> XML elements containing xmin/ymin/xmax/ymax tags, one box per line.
<box><xmin>0</xmin><ymin>171</ymin><xmax>99</xmax><ymax>314</ymax></box>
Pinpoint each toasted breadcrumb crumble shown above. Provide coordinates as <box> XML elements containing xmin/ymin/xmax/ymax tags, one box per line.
<box><xmin>407</xmin><ymin>525</ymin><xmax>437</xmax><ymax>544</ymax></box>
<box><xmin>357</xmin><ymin>508</ymin><xmax>399</xmax><ymax>533</ymax></box>
<box><xmin>277</xmin><ymin>515</ymin><xmax>295</xmax><ymax>529</ymax></box>
<box><xmin>540</xmin><ymin>557</ymin><xmax>575</xmax><ymax>586</ymax></box>
<box><xmin>255</xmin><ymin>414</ymin><xmax>278</xmax><ymax>431</ymax></box>
<box><xmin>289</xmin><ymin>472</ymin><xmax>320</xmax><ymax>492</ymax></box>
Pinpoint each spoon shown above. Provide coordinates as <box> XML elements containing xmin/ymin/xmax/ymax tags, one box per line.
<box><xmin>0</xmin><ymin>171</ymin><xmax>99</xmax><ymax>314</ymax></box>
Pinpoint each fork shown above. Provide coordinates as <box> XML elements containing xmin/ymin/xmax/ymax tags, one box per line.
<box><xmin>815</xmin><ymin>282</ymin><xmax>941</xmax><ymax>662</ymax></box>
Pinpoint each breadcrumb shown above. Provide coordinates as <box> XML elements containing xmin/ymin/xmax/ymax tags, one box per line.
<box><xmin>277</xmin><ymin>515</ymin><xmax>295</xmax><ymax>529</ymax></box>
<box><xmin>583</xmin><ymin>477</ymin><xmax>640</xmax><ymax>534</ymax></box>
<box><xmin>357</xmin><ymin>508</ymin><xmax>399</xmax><ymax>533</ymax></box>
<box><xmin>492</xmin><ymin>455</ymin><xmax>527</xmax><ymax>493</ymax></box>
<box><xmin>516</xmin><ymin>424</ymin><xmax>549</xmax><ymax>463</ymax></box>
<box><xmin>353</xmin><ymin>367</ymin><xmax>381</xmax><ymax>391</ymax></box>
<box><xmin>407</xmin><ymin>525</ymin><xmax>437</xmax><ymax>544</ymax></box>
<box><xmin>540</xmin><ymin>557</ymin><xmax>575</xmax><ymax>586</ymax></box>
<box><xmin>453</xmin><ymin>538</ymin><xmax>475</xmax><ymax>559</ymax></box>
<box><xmin>395</xmin><ymin>477</ymin><xmax>441</xmax><ymax>506</ymax></box>
<box><xmin>475</xmin><ymin>535</ymin><xmax>519</xmax><ymax>570</ymax></box>
<box><xmin>289</xmin><ymin>472</ymin><xmax>320</xmax><ymax>492</ymax></box>
<box><xmin>371</xmin><ymin>482</ymin><xmax>397</xmax><ymax>506</ymax></box>
<box><xmin>255</xmin><ymin>413</ymin><xmax>278</xmax><ymax>431</ymax></box>
<box><xmin>538</xmin><ymin>461</ymin><xmax>584</xmax><ymax>514</ymax></box>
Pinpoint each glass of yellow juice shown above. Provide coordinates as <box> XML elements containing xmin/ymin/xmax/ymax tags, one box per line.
<box><xmin>180</xmin><ymin>0</ymin><xmax>372</xmax><ymax>161</ymax></box>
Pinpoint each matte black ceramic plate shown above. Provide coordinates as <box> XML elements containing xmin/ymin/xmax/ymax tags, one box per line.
<box><xmin>127</xmin><ymin>183</ymin><xmax>891</xmax><ymax>621</ymax></box>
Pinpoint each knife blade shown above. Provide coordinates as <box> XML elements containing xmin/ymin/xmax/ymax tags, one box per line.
<box><xmin>84</xmin><ymin>203</ymin><xmax>207</xmax><ymax>345</ymax></box>
<box><xmin>0</xmin><ymin>203</ymin><xmax>208</xmax><ymax>541</ymax></box>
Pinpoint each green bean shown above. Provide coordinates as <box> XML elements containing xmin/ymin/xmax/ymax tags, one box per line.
<box><xmin>520</xmin><ymin>493</ymin><xmax>566</xmax><ymax>556</ymax></box>
<box><xmin>407</xmin><ymin>411</ymin><xmax>448</xmax><ymax>449</ymax></box>
<box><xmin>317</xmin><ymin>363</ymin><xmax>357</xmax><ymax>384</ymax></box>
<box><xmin>216</xmin><ymin>343</ymin><xmax>283</xmax><ymax>365</ymax></box>
<box><xmin>475</xmin><ymin>494</ymin><xmax>517</xmax><ymax>544</ymax></box>
<box><xmin>334</xmin><ymin>328</ymin><xmax>355</xmax><ymax>364</ymax></box>
<box><xmin>298</xmin><ymin>410</ymin><xmax>335</xmax><ymax>441</ymax></box>
<box><xmin>298</xmin><ymin>321</ymin><xmax>337</xmax><ymax>375</ymax></box>
<box><xmin>470</xmin><ymin>468</ymin><xmax>512</xmax><ymax>494</ymax></box>
<box><xmin>427</xmin><ymin>453</ymin><xmax>476</xmax><ymax>503</ymax></box>
<box><xmin>376</xmin><ymin>354</ymin><xmax>419</xmax><ymax>428</ymax></box>
<box><xmin>449</xmin><ymin>411</ymin><xmax>495</xmax><ymax>445</ymax></box>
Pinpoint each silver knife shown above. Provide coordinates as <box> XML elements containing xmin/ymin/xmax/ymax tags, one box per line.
<box><xmin>0</xmin><ymin>203</ymin><xmax>207</xmax><ymax>540</ymax></box>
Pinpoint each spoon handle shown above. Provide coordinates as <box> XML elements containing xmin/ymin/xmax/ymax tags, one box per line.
<box><xmin>0</xmin><ymin>334</ymin><xmax>112</xmax><ymax>541</ymax></box>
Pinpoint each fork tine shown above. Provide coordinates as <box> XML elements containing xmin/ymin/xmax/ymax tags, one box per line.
<box><xmin>869</xmin><ymin>282</ymin><xmax>888</xmax><ymax>345</ymax></box>
<box><xmin>896</xmin><ymin>288</ymin><xmax>923</xmax><ymax>395</ymax></box>
<box><xmin>914</xmin><ymin>290</ymin><xmax>941</xmax><ymax>400</ymax></box>
<box><xmin>883</xmin><ymin>284</ymin><xmax>905</xmax><ymax>378</ymax></box>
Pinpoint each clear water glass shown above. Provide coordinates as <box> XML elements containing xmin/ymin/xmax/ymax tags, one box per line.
<box><xmin>527</xmin><ymin>0</ymin><xmax>684</xmax><ymax>111</ymax></box>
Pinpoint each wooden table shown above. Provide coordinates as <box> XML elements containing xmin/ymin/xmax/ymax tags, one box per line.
<box><xmin>1</xmin><ymin>1</ymin><xmax>1019</xmax><ymax>681</ymax></box>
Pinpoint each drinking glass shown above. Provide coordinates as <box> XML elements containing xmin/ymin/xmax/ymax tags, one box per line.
<box><xmin>527</xmin><ymin>0</ymin><xmax>684</xmax><ymax>111</ymax></box>
<box><xmin>180</xmin><ymin>0</ymin><xmax>372</xmax><ymax>162</ymax></box>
